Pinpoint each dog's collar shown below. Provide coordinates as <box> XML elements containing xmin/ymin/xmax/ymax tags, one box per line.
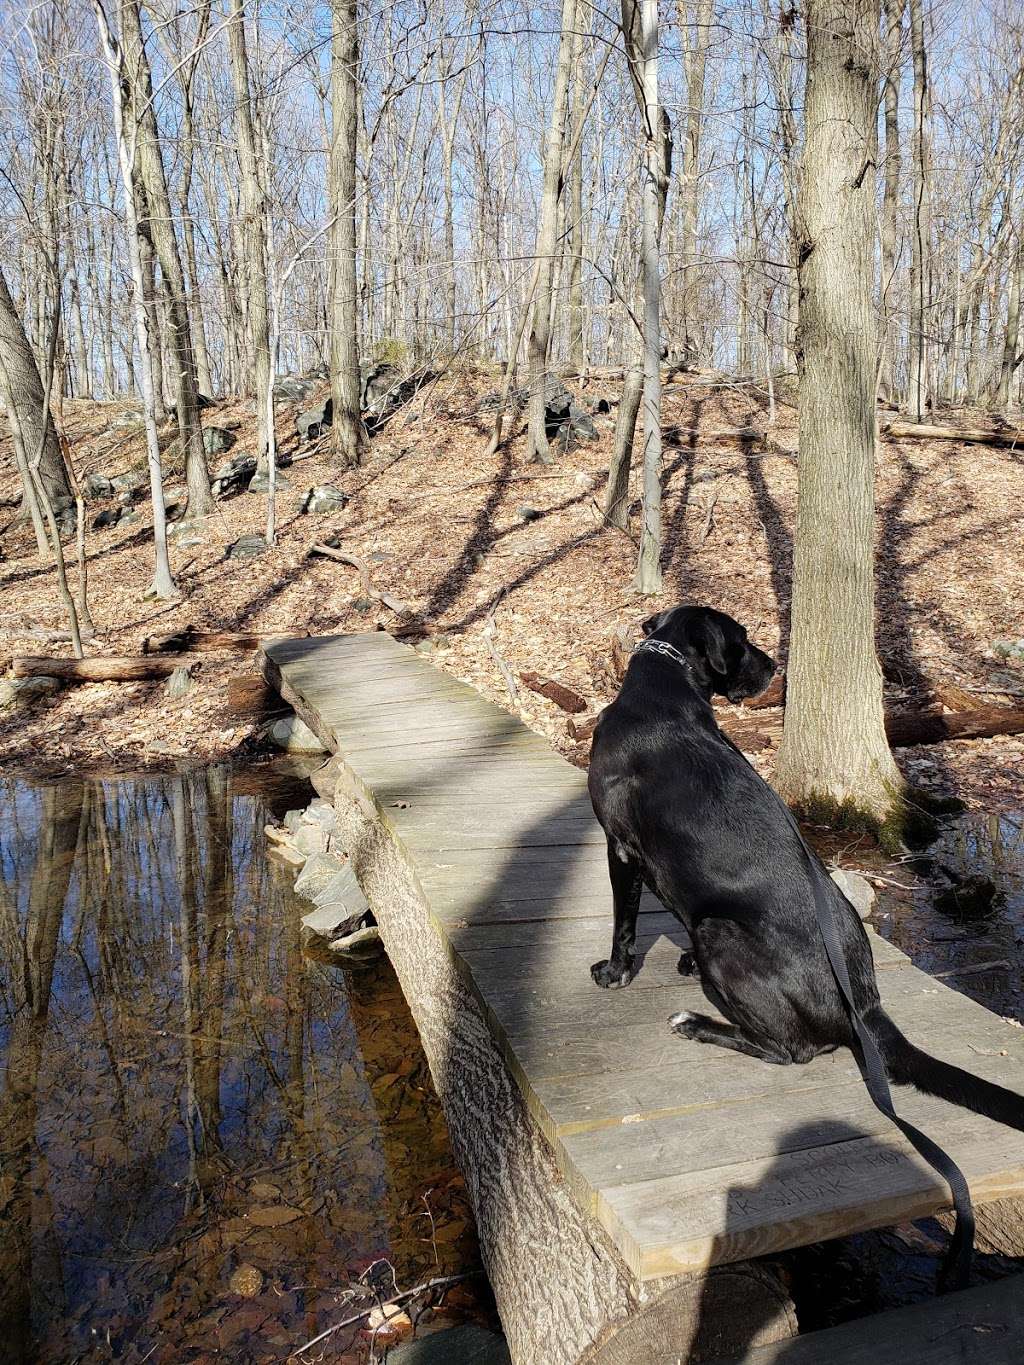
<box><xmin>632</xmin><ymin>637</ymin><xmax>698</xmax><ymax>680</ymax></box>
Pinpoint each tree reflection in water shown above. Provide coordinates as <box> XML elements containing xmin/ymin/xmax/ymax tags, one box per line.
<box><xmin>0</xmin><ymin>764</ymin><xmax>486</xmax><ymax>1363</ymax></box>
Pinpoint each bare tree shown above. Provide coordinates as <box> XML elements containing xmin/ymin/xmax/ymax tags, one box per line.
<box><xmin>907</xmin><ymin>0</ymin><xmax>932</xmax><ymax>420</ymax></box>
<box><xmin>329</xmin><ymin>0</ymin><xmax>365</xmax><ymax>468</ymax></box>
<box><xmin>773</xmin><ymin>0</ymin><xmax>905</xmax><ymax>829</ymax></box>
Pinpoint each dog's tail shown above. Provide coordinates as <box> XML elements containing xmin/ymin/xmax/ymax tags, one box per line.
<box><xmin>864</xmin><ymin>1003</ymin><xmax>1024</xmax><ymax>1131</ymax></box>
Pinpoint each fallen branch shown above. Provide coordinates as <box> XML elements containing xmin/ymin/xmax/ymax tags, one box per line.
<box><xmin>12</xmin><ymin>654</ymin><xmax>200</xmax><ymax>682</ymax></box>
<box><xmin>882</xmin><ymin>419</ymin><xmax>1024</xmax><ymax>447</ymax></box>
<box><xmin>293</xmin><ymin>1273</ymin><xmax>469</xmax><ymax>1358</ymax></box>
<box><xmin>567</xmin><ymin>713</ymin><xmax>598</xmax><ymax>742</ymax></box>
<box><xmin>520</xmin><ymin>670</ymin><xmax>587</xmax><ymax>713</ymax></box>
<box><xmin>309</xmin><ymin>543</ymin><xmax>411</xmax><ymax>617</ymax></box>
<box><xmin>718</xmin><ymin>703</ymin><xmax>1024</xmax><ymax>752</ymax></box>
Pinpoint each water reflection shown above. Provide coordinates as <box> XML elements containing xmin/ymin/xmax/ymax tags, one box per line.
<box><xmin>0</xmin><ymin>765</ymin><xmax>486</xmax><ymax>1363</ymax></box>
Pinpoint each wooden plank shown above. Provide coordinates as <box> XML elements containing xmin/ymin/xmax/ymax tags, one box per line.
<box><xmin>264</xmin><ymin>632</ymin><xmax>1024</xmax><ymax>1293</ymax></box>
<box><xmin>597</xmin><ymin>1120</ymin><xmax>1024</xmax><ymax>1279</ymax></box>
<box><xmin>706</xmin><ymin>1272</ymin><xmax>1024</xmax><ymax>1365</ymax></box>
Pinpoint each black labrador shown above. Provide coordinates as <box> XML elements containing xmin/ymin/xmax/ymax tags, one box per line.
<box><xmin>587</xmin><ymin>604</ymin><xmax>1024</xmax><ymax>1128</ymax></box>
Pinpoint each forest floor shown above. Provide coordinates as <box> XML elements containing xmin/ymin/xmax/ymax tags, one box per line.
<box><xmin>1</xmin><ymin>364</ymin><xmax>1023</xmax><ymax>820</ymax></box>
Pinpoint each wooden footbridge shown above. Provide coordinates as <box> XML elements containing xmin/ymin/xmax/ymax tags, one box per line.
<box><xmin>261</xmin><ymin>631</ymin><xmax>1024</xmax><ymax>1365</ymax></box>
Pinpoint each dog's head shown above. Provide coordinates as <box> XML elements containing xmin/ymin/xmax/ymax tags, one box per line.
<box><xmin>641</xmin><ymin>605</ymin><xmax>776</xmax><ymax>702</ymax></box>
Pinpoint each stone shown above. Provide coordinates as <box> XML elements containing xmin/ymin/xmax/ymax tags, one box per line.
<box><xmin>301</xmin><ymin>797</ymin><xmax>337</xmax><ymax>830</ymax></box>
<box><xmin>519</xmin><ymin>505</ymin><xmax>542</xmax><ymax>523</ymax></box>
<box><xmin>111</xmin><ymin>470</ymin><xmax>145</xmax><ymax>495</ymax></box>
<box><xmin>168</xmin><ymin>518</ymin><xmax>208</xmax><ymax>545</ymax></box>
<box><xmin>226</xmin><ymin>534</ymin><xmax>268</xmax><ymax>561</ymax></box>
<box><xmin>268</xmin><ymin>713</ymin><xmax>326</xmax><ymax>752</ymax></box>
<box><xmin>92</xmin><ymin>506</ymin><xmax>123</xmax><ymax>530</ymax></box>
<box><xmin>296</xmin><ymin>397</ymin><xmax>333</xmax><ymax>442</ymax></box>
<box><xmin>85</xmin><ymin>472</ymin><xmax>115</xmax><ymax>500</ymax></box>
<box><xmin>311</xmin><ymin>866</ymin><xmax>369</xmax><ymax>914</ymax></box>
<box><xmin>387</xmin><ymin>1324</ymin><xmax>511</xmax><ymax>1365</ymax></box>
<box><xmin>328</xmin><ymin>923</ymin><xmax>381</xmax><ymax>954</ymax></box>
<box><xmin>0</xmin><ymin>676</ymin><xmax>61</xmax><ymax>710</ymax></box>
<box><xmin>299</xmin><ymin>483</ymin><xmax>348</xmax><ymax>515</ymax></box>
<box><xmin>166</xmin><ymin>665</ymin><xmax>196</xmax><ymax>699</ymax></box>
<box><xmin>119</xmin><ymin>509</ymin><xmax>140</xmax><ymax>526</ymax></box>
<box><xmin>294</xmin><ymin>851</ymin><xmax>348</xmax><ymax>901</ymax></box>
<box><xmin>229</xmin><ymin>1264</ymin><xmax>263</xmax><ymax>1297</ymax></box>
<box><xmin>202</xmin><ymin>426</ymin><xmax>236</xmax><ymax>456</ymax></box>
<box><xmin>830</xmin><ymin>867</ymin><xmax>876</xmax><ymax>919</ymax></box>
<box><xmin>247</xmin><ymin>469</ymin><xmax>291</xmax><ymax>494</ymax></box>
<box><xmin>212</xmin><ymin>454</ymin><xmax>257</xmax><ymax>499</ymax></box>
<box><xmin>273</xmin><ymin>375</ymin><xmax>316</xmax><ymax>402</ymax></box>
<box><xmin>109</xmin><ymin>408</ymin><xmax>142</xmax><ymax>430</ymax></box>
<box><xmin>993</xmin><ymin>639</ymin><xmax>1024</xmax><ymax>660</ymax></box>
<box><xmin>291</xmin><ymin>823</ymin><xmax>329</xmax><ymax>858</ymax></box>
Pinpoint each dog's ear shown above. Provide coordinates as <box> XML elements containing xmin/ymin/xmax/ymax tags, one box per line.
<box><xmin>702</xmin><ymin>616</ymin><xmax>729</xmax><ymax>675</ymax></box>
<box><xmin>641</xmin><ymin>612</ymin><xmax>663</xmax><ymax>637</ymax></box>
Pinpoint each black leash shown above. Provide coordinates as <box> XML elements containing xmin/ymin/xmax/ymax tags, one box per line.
<box><xmin>634</xmin><ymin>637</ymin><xmax>975</xmax><ymax>1288</ymax></box>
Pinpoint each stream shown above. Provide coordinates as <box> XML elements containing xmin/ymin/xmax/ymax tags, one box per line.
<box><xmin>0</xmin><ymin>762</ymin><xmax>491</xmax><ymax>1364</ymax></box>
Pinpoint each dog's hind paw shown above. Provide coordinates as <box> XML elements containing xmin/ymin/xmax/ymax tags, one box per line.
<box><xmin>591</xmin><ymin>958</ymin><xmax>636</xmax><ymax>989</ymax></box>
<box><xmin>669</xmin><ymin>1009</ymin><xmax>694</xmax><ymax>1029</ymax></box>
<box><xmin>677</xmin><ymin>950</ymin><xmax>697</xmax><ymax>977</ymax></box>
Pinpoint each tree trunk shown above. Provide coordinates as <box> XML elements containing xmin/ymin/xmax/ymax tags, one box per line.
<box><xmin>997</xmin><ymin>236</ymin><xmax>1022</xmax><ymax>411</ymax></box>
<box><xmin>605</xmin><ymin>363</ymin><xmax>644</xmax><ymax>529</ymax></box>
<box><xmin>329</xmin><ymin>0</ymin><xmax>366</xmax><ymax>468</ymax></box>
<box><xmin>908</xmin><ymin>0</ymin><xmax>932</xmax><ymax>421</ymax></box>
<box><xmin>0</xmin><ymin>263</ymin><xmax>71</xmax><ymax>507</ymax></box>
<box><xmin>678</xmin><ymin>0</ymin><xmax>712</xmax><ymax>364</ymax></box>
<box><xmin>772</xmin><ymin>0</ymin><xmax>904</xmax><ymax>828</ymax></box>
<box><xmin>566</xmin><ymin>19</ymin><xmax>587</xmax><ymax>371</ymax></box>
<box><xmin>227</xmin><ymin>0</ymin><xmax>272</xmax><ymax>468</ymax></box>
<box><xmin>621</xmin><ymin>0</ymin><xmax>671</xmax><ymax>594</ymax></box>
<box><xmin>879</xmin><ymin>0</ymin><xmax>904</xmax><ymax>403</ymax></box>
<box><xmin>121</xmin><ymin>0</ymin><xmax>213</xmax><ymax>516</ymax></box>
<box><xmin>526</xmin><ymin>0</ymin><xmax>578</xmax><ymax>465</ymax></box>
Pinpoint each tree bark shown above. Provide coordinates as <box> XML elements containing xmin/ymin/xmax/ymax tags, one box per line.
<box><xmin>0</xmin><ymin>263</ymin><xmax>71</xmax><ymax>507</ymax></box>
<box><xmin>997</xmin><ymin>235</ymin><xmax>1022</xmax><ymax>410</ymax></box>
<box><xmin>227</xmin><ymin>0</ymin><xmax>272</xmax><ymax>468</ymax></box>
<box><xmin>13</xmin><ymin>655</ymin><xmax>201</xmax><ymax>682</ymax></box>
<box><xmin>120</xmin><ymin>0</ymin><xmax>213</xmax><ymax>515</ymax></box>
<box><xmin>721</xmin><ymin>704</ymin><xmax>1024</xmax><ymax>754</ymax></box>
<box><xmin>526</xmin><ymin>0</ymin><xmax>578</xmax><ymax>465</ymax></box>
<box><xmin>772</xmin><ymin>0</ymin><xmax>904</xmax><ymax>825</ymax></box>
<box><xmin>329</xmin><ymin>0</ymin><xmax>366</xmax><ymax>467</ymax></box>
<box><xmin>605</xmin><ymin>363</ymin><xmax>644</xmax><ymax>529</ymax></box>
<box><xmin>621</xmin><ymin>0</ymin><xmax>671</xmax><ymax>593</ymax></box>
<box><xmin>879</xmin><ymin>0</ymin><xmax>904</xmax><ymax>403</ymax></box>
<box><xmin>908</xmin><ymin>0</ymin><xmax>932</xmax><ymax>421</ymax></box>
<box><xmin>678</xmin><ymin>0</ymin><xmax>712</xmax><ymax>364</ymax></box>
<box><xmin>881</xmin><ymin>418</ymin><xmax>1024</xmax><ymax>444</ymax></box>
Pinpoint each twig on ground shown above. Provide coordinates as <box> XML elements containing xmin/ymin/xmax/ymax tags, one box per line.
<box><xmin>293</xmin><ymin>1273</ymin><xmax>469</xmax><ymax>1357</ymax></box>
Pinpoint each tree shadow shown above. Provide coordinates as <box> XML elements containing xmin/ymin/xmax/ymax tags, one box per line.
<box><xmin>740</xmin><ymin>427</ymin><xmax>793</xmax><ymax>645</ymax></box>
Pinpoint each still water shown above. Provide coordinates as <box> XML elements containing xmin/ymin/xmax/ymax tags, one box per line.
<box><xmin>0</xmin><ymin>763</ymin><xmax>488</xmax><ymax>1364</ymax></box>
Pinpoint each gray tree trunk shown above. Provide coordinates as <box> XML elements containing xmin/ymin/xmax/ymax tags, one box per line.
<box><xmin>121</xmin><ymin>0</ymin><xmax>213</xmax><ymax>515</ymax></box>
<box><xmin>879</xmin><ymin>0</ymin><xmax>904</xmax><ymax>403</ymax></box>
<box><xmin>908</xmin><ymin>0</ymin><xmax>932</xmax><ymax>421</ymax></box>
<box><xmin>329</xmin><ymin>0</ymin><xmax>365</xmax><ymax>468</ymax></box>
<box><xmin>773</xmin><ymin>0</ymin><xmax>905</xmax><ymax>827</ymax></box>
<box><xmin>0</xmin><ymin>263</ymin><xmax>71</xmax><ymax>507</ymax></box>
<box><xmin>526</xmin><ymin>0</ymin><xmax>578</xmax><ymax>465</ymax></box>
<box><xmin>678</xmin><ymin>0</ymin><xmax>712</xmax><ymax>363</ymax></box>
<box><xmin>228</xmin><ymin>0</ymin><xmax>272</xmax><ymax>468</ymax></box>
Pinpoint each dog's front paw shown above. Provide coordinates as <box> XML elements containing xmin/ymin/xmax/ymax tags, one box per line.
<box><xmin>591</xmin><ymin>957</ymin><xmax>636</xmax><ymax>989</ymax></box>
<box><xmin>677</xmin><ymin>950</ymin><xmax>697</xmax><ymax>977</ymax></box>
<box><xmin>669</xmin><ymin>1009</ymin><xmax>699</xmax><ymax>1038</ymax></box>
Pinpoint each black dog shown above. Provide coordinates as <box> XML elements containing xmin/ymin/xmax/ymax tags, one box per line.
<box><xmin>588</xmin><ymin>604</ymin><xmax>1024</xmax><ymax>1120</ymax></box>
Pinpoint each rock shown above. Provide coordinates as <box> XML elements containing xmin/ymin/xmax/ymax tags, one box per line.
<box><xmin>247</xmin><ymin>469</ymin><xmax>291</xmax><ymax>494</ymax></box>
<box><xmin>387</xmin><ymin>1324</ymin><xmax>511</xmax><ymax>1365</ymax></box>
<box><xmin>273</xmin><ymin>375</ymin><xmax>316</xmax><ymax>402</ymax></box>
<box><xmin>519</xmin><ymin>505</ymin><xmax>542</xmax><ymax>523</ymax></box>
<box><xmin>299</xmin><ymin>484</ymin><xmax>348</xmax><ymax>515</ymax></box>
<box><xmin>202</xmin><ymin>426</ymin><xmax>236</xmax><ymax>456</ymax></box>
<box><xmin>109</xmin><ymin>408</ymin><xmax>142</xmax><ymax>430</ymax></box>
<box><xmin>830</xmin><ymin>867</ymin><xmax>876</xmax><ymax>919</ymax></box>
<box><xmin>168</xmin><ymin>518</ymin><xmax>208</xmax><ymax>545</ymax></box>
<box><xmin>268</xmin><ymin>713</ymin><xmax>326</xmax><ymax>751</ymax></box>
<box><xmin>92</xmin><ymin>506</ymin><xmax>123</xmax><ymax>530</ymax></box>
<box><xmin>993</xmin><ymin>639</ymin><xmax>1024</xmax><ymax>660</ymax></box>
<box><xmin>85</xmin><ymin>472</ymin><xmax>115</xmax><ymax>500</ymax></box>
<box><xmin>301</xmin><ymin>798</ymin><xmax>337</xmax><ymax>830</ymax></box>
<box><xmin>229</xmin><ymin>1264</ymin><xmax>263</xmax><ymax>1298</ymax></box>
<box><xmin>294</xmin><ymin>851</ymin><xmax>348</xmax><ymax>901</ymax></box>
<box><xmin>283</xmin><ymin>808</ymin><xmax>305</xmax><ymax>834</ymax></box>
<box><xmin>296</xmin><ymin>397</ymin><xmax>333</xmax><ymax>442</ymax></box>
<box><xmin>292</xmin><ymin>823</ymin><xmax>329</xmax><ymax>858</ymax></box>
<box><xmin>166</xmin><ymin>665</ymin><xmax>196</xmax><ymax>699</ymax></box>
<box><xmin>119</xmin><ymin>509</ymin><xmax>140</xmax><ymax>526</ymax></box>
<box><xmin>226</xmin><ymin>534</ymin><xmax>268</xmax><ymax>561</ymax></box>
<box><xmin>328</xmin><ymin>923</ymin><xmax>381</xmax><ymax>954</ymax></box>
<box><xmin>0</xmin><ymin>676</ymin><xmax>61</xmax><ymax>710</ymax></box>
<box><xmin>311</xmin><ymin>866</ymin><xmax>369</xmax><ymax>914</ymax></box>
<box><xmin>212</xmin><ymin>454</ymin><xmax>257</xmax><ymax>499</ymax></box>
<box><xmin>351</xmin><ymin>596</ymin><xmax>376</xmax><ymax>613</ymax></box>
<box><xmin>111</xmin><ymin>470</ymin><xmax>146</xmax><ymax>495</ymax></box>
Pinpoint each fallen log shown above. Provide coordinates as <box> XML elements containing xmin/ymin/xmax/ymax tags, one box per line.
<box><xmin>717</xmin><ymin>704</ymin><xmax>1024</xmax><ymax>753</ymax></box>
<box><xmin>12</xmin><ymin>654</ymin><xmax>201</xmax><ymax>682</ymax></box>
<box><xmin>143</xmin><ymin>627</ymin><xmax>307</xmax><ymax>654</ymax></box>
<box><xmin>520</xmin><ymin>670</ymin><xmax>587</xmax><ymax>714</ymax></box>
<box><xmin>225</xmin><ymin>674</ymin><xmax>288</xmax><ymax>717</ymax></box>
<box><xmin>881</xmin><ymin>419</ymin><xmax>1024</xmax><ymax>446</ymax></box>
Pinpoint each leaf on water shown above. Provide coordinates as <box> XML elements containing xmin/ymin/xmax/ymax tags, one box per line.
<box><xmin>247</xmin><ymin>1204</ymin><xmax>304</xmax><ymax>1227</ymax></box>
